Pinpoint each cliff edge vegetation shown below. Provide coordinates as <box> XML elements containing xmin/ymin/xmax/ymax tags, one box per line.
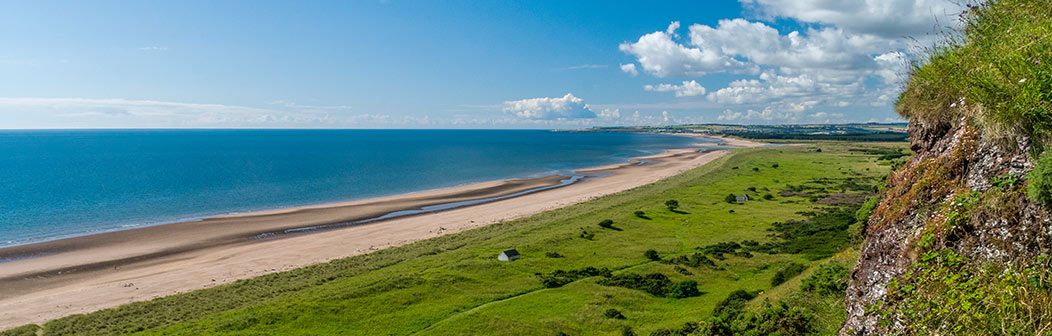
<box><xmin>844</xmin><ymin>0</ymin><xmax>1052</xmax><ymax>334</ymax></box>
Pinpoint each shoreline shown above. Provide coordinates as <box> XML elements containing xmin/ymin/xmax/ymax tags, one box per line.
<box><xmin>0</xmin><ymin>136</ymin><xmax>765</xmax><ymax>330</ymax></box>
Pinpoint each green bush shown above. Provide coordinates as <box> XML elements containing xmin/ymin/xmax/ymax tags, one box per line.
<box><xmin>599</xmin><ymin>219</ymin><xmax>615</xmax><ymax>229</ymax></box>
<box><xmin>771</xmin><ymin>263</ymin><xmax>808</xmax><ymax>287</ymax></box>
<box><xmin>855</xmin><ymin>196</ymin><xmax>879</xmax><ymax>223</ymax></box>
<box><xmin>536</xmin><ymin>267</ymin><xmax>611</xmax><ymax>288</ymax></box>
<box><xmin>545</xmin><ymin>251</ymin><xmax>563</xmax><ymax>258</ymax></box>
<box><xmin>762</xmin><ymin>193</ymin><xmax>774</xmax><ymax>200</ymax></box>
<box><xmin>665</xmin><ymin>199</ymin><xmax>679</xmax><ymax>211</ymax></box>
<box><xmin>634</xmin><ymin>210</ymin><xmax>647</xmax><ymax>218</ymax></box>
<box><xmin>603</xmin><ymin>308</ymin><xmax>626</xmax><ymax>319</ymax></box>
<box><xmin>666</xmin><ymin>280</ymin><xmax>702</xmax><ymax>298</ymax></box>
<box><xmin>644</xmin><ymin>249</ymin><xmax>661</xmax><ymax>261</ymax></box>
<box><xmin>701</xmin><ymin>301</ymin><xmax>815</xmax><ymax>336</ymax></box>
<box><xmin>800</xmin><ymin>263</ymin><xmax>849</xmax><ymax>296</ymax></box>
<box><xmin>598</xmin><ymin>273</ymin><xmax>700</xmax><ymax>298</ymax></box>
<box><xmin>1028</xmin><ymin>152</ymin><xmax>1052</xmax><ymax>207</ymax></box>
<box><xmin>724</xmin><ymin>194</ymin><xmax>737</xmax><ymax>203</ymax></box>
<box><xmin>712</xmin><ymin>289</ymin><xmax>757</xmax><ymax>317</ymax></box>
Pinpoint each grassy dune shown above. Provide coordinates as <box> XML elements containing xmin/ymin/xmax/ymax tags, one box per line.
<box><xmin>3</xmin><ymin>142</ymin><xmax>904</xmax><ymax>336</ymax></box>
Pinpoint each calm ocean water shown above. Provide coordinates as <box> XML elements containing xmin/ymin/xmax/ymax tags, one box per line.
<box><xmin>0</xmin><ymin>129</ymin><xmax>702</xmax><ymax>247</ymax></box>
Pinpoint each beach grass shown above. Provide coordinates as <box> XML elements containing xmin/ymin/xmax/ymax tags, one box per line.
<box><xmin>2</xmin><ymin>142</ymin><xmax>905</xmax><ymax>335</ymax></box>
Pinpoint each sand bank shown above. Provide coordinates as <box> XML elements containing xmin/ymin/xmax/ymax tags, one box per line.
<box><xmin>0</xmin><ymin>137</ymin><xmax>762</xmax><ymax>329</ymax></box>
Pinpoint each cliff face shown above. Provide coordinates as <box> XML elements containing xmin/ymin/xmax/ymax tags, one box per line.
<box><xmin>841</xmin><ymin>113</ymin><xmax>1050</xmax><ymax>334</ymax></box>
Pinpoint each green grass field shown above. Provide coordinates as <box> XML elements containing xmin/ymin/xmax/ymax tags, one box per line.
<box><xmin>2</xmin><ymin>142</ymin><xmax>905</xmax><ymax>336</ymax></box>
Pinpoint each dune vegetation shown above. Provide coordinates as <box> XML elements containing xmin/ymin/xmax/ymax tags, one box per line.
<box><xmin>2</xmin><ymin>143</ymin><xmax>905</xmax><ymax>336</ymax></box>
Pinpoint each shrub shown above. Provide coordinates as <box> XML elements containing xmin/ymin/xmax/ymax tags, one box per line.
<box><xmin>724</xmin><ymin>194</ymin><xmax>737</xmax><ymax>203</ymax></box>
<box><xmin>599</xmin><ymin>273</ymin><xmax>671</xmax><ymax>296</ymax></box>
<box><xmin>747</xmin><ymin>186</ymin><xmax>757</xmax><ymax>192</ymax></box>
<box><xmin>604</xmin><ymin>308</ymin><xmax>626</xmax><ymax>319</ymax></box>
<box><xmin>1028</xmin><ymin>152</ymin><xmax>1052</xmax><ymax>207</ymax></box>
<box><xmin>762</xmin><ymin>193</ymin><xmax>774</xmax><ymax>200</ymax></box>
<box><xmin>855</xmin><ymin>196</ymin><xmax>879</xmax><ymax>223</ymax></box>
<box><xmin>701</xmin><ymin>300</ymin><xmax>815</xmax><ymax>336</ymax></box>
<box><xmin>579</xmin><ymin>230</ymin><xmax>595</xmax><ymax>240</ymax></box>
<box><xmin>771</xmin><ymin>263</ymin><xmax>808</xmax><ymax>286</ymax></box>
<box><xmin>772</xmin><ymin>163</ymin><xmax>780</xmax><ymax>168</ymax></box>
<box><xmin>598</xmin><ymin>272</ymin><xmax>699</xmax><ymax>298</ymax></box>
<box><xmin>674</xmin><ymin>266</ymin><xmax>693</xmax><ymax>275</ymax></box>
<box><xmin>634</xmin><ymin>210</ymin><xmax>647</xmax><ymax>218</ymax></box>
<box><xmin>712</xmin><ymin>289</ymin><xmax>757</xmax><ymax>317</ymax></box>
<box><xmin>700</xmin><ymin>242</ymin><xmax>742</xmax><ymax>260</ymax></box>
<box><xmin>666</xmin><ymin>280</ymin><xmax>702</xmax><ymax>298</ymax></box>
<box><xmin>752</xmin><ymin>167</ymin><xmax>760</xmax><ymax>172</ymax></box>
<box><xmin>621</xmin><ymin>327</ymin><xmax>636</xmax><ymax>336</ymax></box>
<box><xmin>665</xmin><ymin>200</ymin><xmax>679</xmax><ymax>211</ymax></box>
<box><xmin>536</xmin><ymin>267</ymin><xmax>611</xmax><ymax>288</ymax></box>
<box><xmin>644</xmin><ymin>249</ymin><xmax>661</xmax><ymax>261</ymax></box>
<box><xmin>800</xmin><ymin>263</ymin><xmax>849</xmax><ymax>296</ymax></box>
<box><xmin>599</xmin><ymin>219</ymin><xmax>615</xmax><ymax>229</ymax></box>
<box><xmin>545</xmin><ymin>251</ymin><xmax>563</xmax><ymax>258</ymax></box>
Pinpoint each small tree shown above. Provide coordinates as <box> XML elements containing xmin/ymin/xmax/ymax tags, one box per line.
<box><xmin>644</xmin><ymin>249</ymin><xmax>661</xmax><ymax>261</ymax></box>
<box><xmin>725</xmin><ymin>194</ymin><xmax>737</xmax><ymax>203</ymax></box>
<box><xmin>634</xmin><ymin>210</ymin><xmax>646</xmax><ymax>218</ymax></box>
<box><xmin>599</xmin><ymin>219</ymin><xmax>614</xmax><ymax>229</ymax></box>
<box><xmin>665</xmin><ymin>200</ymin><xmax>679</xmax><ymax>211</ymax></box>
<box><xmin>762</xmin><ymin>194</ymin><xmax>774</xmax><ymax>200</ymax></box>
<box><xmin>772</xmin><ymin>163</ymin><xmax>779</xmax><ymax>168</ymax></box>
<box><xmin>752</xmin><ymin>167</ymin><xmax>760</xmax><ymax>172</ymax></box>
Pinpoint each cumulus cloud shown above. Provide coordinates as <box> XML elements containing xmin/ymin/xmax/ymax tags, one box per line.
<box><xmin>740</xmin><ymin>0</ymin><xmax>963</xmax><ymax>38</ymax></box>
<box><xmin>502</xmin><ymin>93</ymin><xmax>596</xmax><ymax>120</ymax></box>
<box><xmin>620</xmin><ymin>63</ymin><xmax>638</xmax><ymax>76</ymax></box>
<box><xmin>618</xmin><ymin>21</ymin><xmax>754</xmax><ymax>77</ymax></box>
<box><xmin>618</xmin><ymin>0</ymin><xmax>962</xmax><ymax>123</ymax></box>
<box><xmin>644</xmin><ymin>80</ymin><xmax>707</xmax><ymax>97</ymax></box>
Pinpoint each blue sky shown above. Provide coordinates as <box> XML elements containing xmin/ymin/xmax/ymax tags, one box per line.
<box><xmin>0</xmin><ymin>0</ymin><xmax>961</xmax><ymax>129</ymax></box>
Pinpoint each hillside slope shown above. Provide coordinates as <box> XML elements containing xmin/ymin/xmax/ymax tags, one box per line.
<box><xmin>843</xmin><ymin>0</ymin><xmax>1052</xmax><ymax>334</ymax></box>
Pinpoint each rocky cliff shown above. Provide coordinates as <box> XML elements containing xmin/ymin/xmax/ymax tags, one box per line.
<box><xmin>841</xmin><ymin>1</ymin><xmax>1052</xmax><ymax>334</ymax></box>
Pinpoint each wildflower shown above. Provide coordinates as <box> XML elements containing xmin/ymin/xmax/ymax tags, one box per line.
<box><xmin>1020</xmin><ymin>78</ymin><xmax>1027</xmax><ymax>83</ymax></box>
<box><xmin>950</xmin><ymin>102</ymin><xmax>958</xmax><ymax>108</ymax></box>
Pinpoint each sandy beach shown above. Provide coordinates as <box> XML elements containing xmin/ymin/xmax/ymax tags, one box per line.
<box><xmin>0</xmin><ymin>135</ymin><xmax>763</xmax><ymax>330</ymax></box>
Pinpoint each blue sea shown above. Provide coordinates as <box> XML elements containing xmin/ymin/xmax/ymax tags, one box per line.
<box><xmin>0</xmin><ymin>129</ymin><xmax>703</xmax><ymax>247</ymax></box>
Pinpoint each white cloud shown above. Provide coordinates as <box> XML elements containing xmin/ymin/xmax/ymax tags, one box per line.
<box><xmin>717</xmin><ymin>107</ymin><xmax>796</xmax><ymax>123</ymax></box>
<box><xmin>618</xmin><ymin>1</ymin><xmax>960</xmax><ymax>123</ymax></box>
<box><xmin>598</xmin><ymin>108</ymin><xmax>621</xmax><ymax>119</ymax></box>
<box><xmin>740</xmin><ymin>0</ymin><xmax>963</xmax><ymax>38</ymax></box>
<box><xmin>620</xmin><ymin>63</ymin><xmax>638</xmax><ymax>76</ymax></box>
<box><xmin>618</xmin><ymin>21</ymin><xmax>754</xmax><ymax>77</ymax></box>
<box><xmin>502</xmin><ymin>93</ymin><xmax>596</xmax><ymax>120</ymax></box>
<box><xmin>644</xmin><ymin>80</ymin><xmax>708</xmax><ymax>97</ymax></box>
